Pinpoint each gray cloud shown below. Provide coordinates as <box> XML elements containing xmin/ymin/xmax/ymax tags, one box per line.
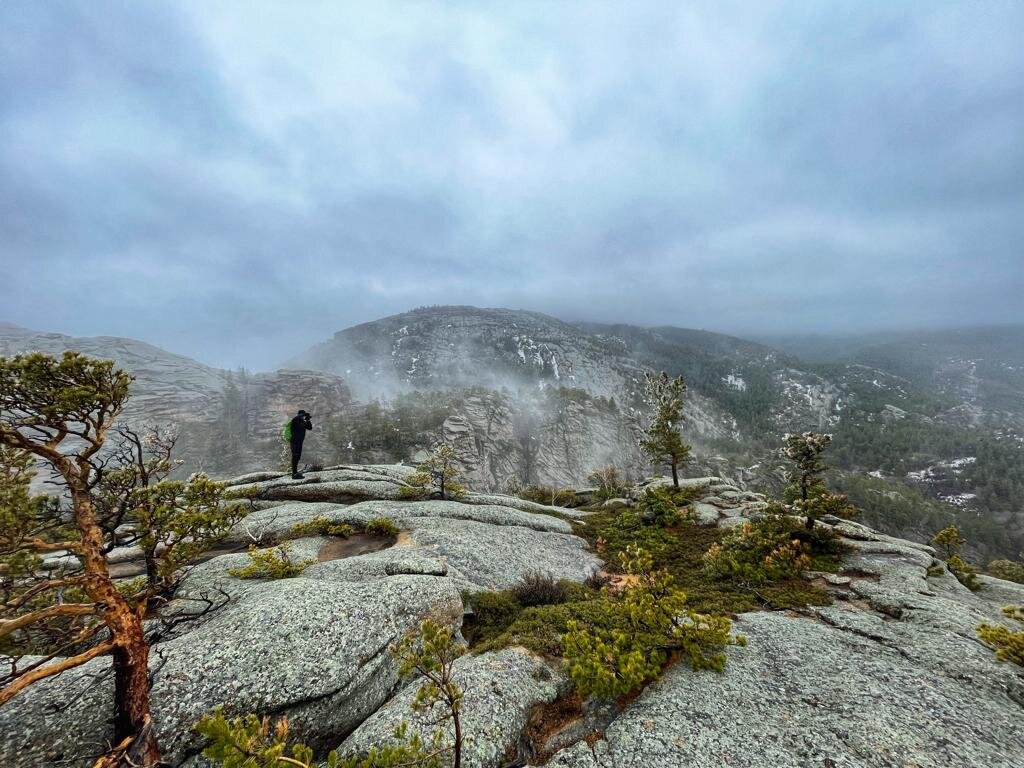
<box><xmin>1</xmin><ymin>0</ymin><xmax>1022</xmax><ymax>369</ymax></box>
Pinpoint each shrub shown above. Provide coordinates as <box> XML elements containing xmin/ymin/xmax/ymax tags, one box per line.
<box><xmin>703</xmin><ymin>514</ymin><xmax>843</xmax><ymax>585</ymax></box>
<box><xmin>196</xmin><ymin>710</ymin><xmax>342</xmax><ymax>767</ymax></box>
<box><xmin>288</xmin><ymin>517</ymin><xmax>355</xmax><ymax>538</ymax></box>
<box><xmin>636</xmin><ymin>485</ymin><xmax>685</xmax><ymax>527</ymax></box>
<box><xmin>977</xmin><ymin>606</ymin><xmax>1024</xmax><ymax>666</ymax></box>
<box><xmin>987</xmin><ymin>559</ymin><xmax>1024</xmax><ymax>584</ymax></box>
<box><xmin>588</xmin><ymin>465</ymin><xmax>626</xmax><ymax>502</ymax></box>
<box><xmin>931</xmin><ymin>525</ymin><xmax>982</xmax><ymax>590</ymax></box>
<box><xmin>518</xmin><ymin>485</ymin><xmax>578</xmax><ymax>508</ymax></box>
<box><xmin>465</xmin><ymin>590</ymin><xmax>522</xmax><ymax>645</ymax></box>
<box><xmin>223</xmin><ymin>484</ymin><xmax>262</xmax><ymax>501</ymax></box>
<box><xmin>365</xmin><ymin>517</ymin><xmax>400</xmax><ymax>537</ymax></box>
<box><xmin>564</xmin><ymin>545</ymin><xmax>744</xmax><ymax>699</ymax></box>
<box><xmin>511</xmin><ymin>571</ymin><xmax>569</xmax><ymax>607</ymax></box>
<box><xmin>948</xmin><ymin>554</ymin><xmax>982</xmax><ymax>591</ymax></box>
<box><xmin>228</xmin><ymin>545</ymin><xmax>314</xmax><ymax>579</ymax></box>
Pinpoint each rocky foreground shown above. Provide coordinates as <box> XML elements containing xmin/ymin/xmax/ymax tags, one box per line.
<box><xmin>2</xmin><ymin>465</ymin><xmax>1022</xmax><ymax>767</ymax></box>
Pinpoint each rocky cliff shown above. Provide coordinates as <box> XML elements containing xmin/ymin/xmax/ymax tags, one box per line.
<box><xmin>0</xmin><ymin>323</ymin><xmax>355</xmax><ymax>474</ymax></box>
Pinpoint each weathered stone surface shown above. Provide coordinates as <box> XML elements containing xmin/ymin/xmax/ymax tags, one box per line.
<box><xmin>692</xmin><ymin>502</ymin><xmax>721</xmax><ymax>526</ymax></box>
<box><xmin>349</xmin><ymin>499</ymin><xmax>573</xmax><ymax>534</ymax></box>
<box><xmin>340</xmin><ymin>648</ymin><xmax>567</xmax><ymax>768</ymax></box>
<box><xmin>463</xmin><ymin>492</ymin><xmax>572</xmax><ymax>517</ymax></box>
<box><xmin>224</xmin><ymin>470</ymin><xmax>284</xmax><ymax>486</ymax></box>
<box><xmin>262</xmin><ymin>479</ymin><xmax>407</xmax><ymax>503</ymax></box>
<box><xmin>302</xmin><ymin>549</ymin><xmax>449</xmax><ymax>583</ymax></box>
<box><xmin>0</xmin><ymin>576</ymin><xmax>463</xmax><ymax>768</ymax></box>
<box><xmin>405</xmin><ymin>517</ymin><xmax>601</xmax><ymax>590</ymax></box>
<box><xmin>176</xmin><ymin>537</ymin><xmax>325</xmax><ymax>599</ymax></box>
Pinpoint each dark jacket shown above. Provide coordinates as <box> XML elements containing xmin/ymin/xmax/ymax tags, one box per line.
<box><xmin>289</xmin><ymin>413</ymin><xmax>313</xmax><ymax>444</ymax></box>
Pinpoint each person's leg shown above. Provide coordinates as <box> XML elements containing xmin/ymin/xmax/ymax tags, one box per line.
<box><xmin>291</xmin><ymin>442</ymin><xmax>302</xmax><ymax>476</ymax></box>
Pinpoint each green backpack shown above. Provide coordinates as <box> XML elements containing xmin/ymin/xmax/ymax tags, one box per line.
<box><xmin>282</xmin><ymin>420</ymin><xmax>292</xmax><ymax>442</ymax></box>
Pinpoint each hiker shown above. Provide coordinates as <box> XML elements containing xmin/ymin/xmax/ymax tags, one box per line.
<box><xmin>285</xmin><ymin>409</ymin><xmax>313</xmax><ymax>478</ymax></box>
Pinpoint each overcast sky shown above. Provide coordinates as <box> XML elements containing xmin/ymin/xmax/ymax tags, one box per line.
<box><xmin>1</xmin><ymin>1</ymin><xmax>1022</xmax><ymax>370</ymax></box>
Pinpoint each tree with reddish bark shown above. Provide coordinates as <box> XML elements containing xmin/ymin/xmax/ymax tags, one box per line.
<box><xmin>0</xmin><ymin>352</ymin><xmax>237</xmax><ymax>765</ymax></box>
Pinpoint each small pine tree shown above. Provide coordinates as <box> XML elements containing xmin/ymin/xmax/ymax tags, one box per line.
<box><xmin>0</xmin><ymin>352</ymin><xmax>159</xmax><ymax>763</ymax></box>
<box><xmin>931</xmin><ymin>526</ymin><xmax>981</xmax><ymax>590</ymax></box>
<box><xmin>640</xmin><ymin>372</ymin><xmax>691</xmax><ymax>488</ymax></box>
<box><xmin>402</xmin><ymin>444</ymin><xmax>466</xmax><ymax>500</ymax></box>
<box><xmin>783</xmin><ymin>432</ymin><xmax>830</xmax><ymax>501</ymax></box>
<box><xmin>782</xmin><ymin>432</ymin><xmax>852</xmax><ymax>529</ymax></box>
<box><xmin>932</xmin><ymin>525</ymin><xmax>967</xmax><ymax>560</ymax></box>
<box><xmin>564</xmin><ymin>545</ymin><xmax>744</xmax><ymax>699</ymax></box>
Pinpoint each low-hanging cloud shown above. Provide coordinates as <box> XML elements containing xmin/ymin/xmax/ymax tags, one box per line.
<box><xmin>1</xmin><ymin>0</ymin><xmax>1022</xmax><ymax>369</ymax></box>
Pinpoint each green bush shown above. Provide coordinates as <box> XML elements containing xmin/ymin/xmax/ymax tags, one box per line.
<box><xmin>948</xmin><ymin>554</ymin><xmax>982</xmax><ymax>591</ymax></box>
<box><xmin>519</xmin><ymin>486</ymin><xmax>578</xmax><ymax>508</ymax></box>
<box><xmin>288</xmin><ymin>517</ymin><xmax>356</xmax><ymax>538</ymax></box>
<box><xmin>228</xmin><ymin>545</ymin><xmax>314</xmax><ymax>579</ymax></box>
<box><xmin>366</xmin><ymin>517</ymin><xmax>400</xmax><ymax>537</ymax></box>
<box><xmin>574</xmin><ymin>507</ymin><xmax>833</xmax><ymax>615</ymax></box>
<box><xmin>510</xmin><ymin>571</ymin><xmax>569</xmax><ymax>608</ymax></box>
<box><xmin>466</xmin><ymin>590</ymin><xmax>522</xmax><ymax>645</ymax></box>
<box><xmin>987</xmin><ymin>558</ymin><xmax>1024</xmax><ymax>584</ymax></box>
<box><xmin>932</xmin><ymin>525</ymin><xmax>983</xmax><ymax>590</ymax></box>
<box><xmin>635</xmin><ymin>485</ymin><xmax>702</xmax><ymax>526</ymax></box>
<box><xmin>223</xmin><ymin>484</ymin><xmax>261</xmax><ymax>501</ymax></box>
<box><xmin>564</xmin><ymin>545</ymin><xmax>744</xmax><ymax>699</ymax></box>
<box><xmin>977</xmin><ymin>606</ymin><xmax>1024</xmax><ymax>666</ymax></box>
<box><xmin>703</xmin><ymin>514</ymin><xmax>844</xmax><ymax>585</ymax></box>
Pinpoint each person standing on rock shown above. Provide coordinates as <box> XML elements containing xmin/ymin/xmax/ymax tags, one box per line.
<box><xmin>287</xmin><ymin>409</ymin><xmax>313</xmax><ymax>479</ymax></box>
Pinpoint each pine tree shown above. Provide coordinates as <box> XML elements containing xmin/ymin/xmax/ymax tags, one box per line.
<box><xmin>640</xmin><ymin>372</ymin><xmax>691</xmax><ymax>488</ymax></box>
<box><xmin>782</xmin><ymin>432</ymin><xmax>855</xmax><ymax>529</ymax></box>
<box><xmin>0</xmin><ymin>352</ymin><xmax>242</xmax><ymax>765</ymax></box>
<box><xmin>402</xmin><ymin>444</ymin><xmax>466</xmax><ymax>500</ymax></box>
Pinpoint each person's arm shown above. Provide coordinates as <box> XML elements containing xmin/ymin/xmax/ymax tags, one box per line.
<box><xmin>305</xmin><ymin>415</ymin><xmax>313</xmax><ymax>431</ymax></box>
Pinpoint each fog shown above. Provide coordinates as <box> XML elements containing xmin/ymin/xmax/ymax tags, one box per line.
<box><xmin>1</xmin><ymin>1</ymin><xmax>1022</xmax><ymax>370</ymax></box>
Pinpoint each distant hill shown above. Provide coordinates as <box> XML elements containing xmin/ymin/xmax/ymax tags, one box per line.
<box><xmin>4</xmin><ymin>311</ymin><xmax>1022</xmax><ymax>559</ymax></box>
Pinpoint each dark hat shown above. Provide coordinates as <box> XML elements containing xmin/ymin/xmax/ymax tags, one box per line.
<box><xmin>297</xmin><ymin>409</ymin><xmax>308</xmax><ymax>415</ymax></box>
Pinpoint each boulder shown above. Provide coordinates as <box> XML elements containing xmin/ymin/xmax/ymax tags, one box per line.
<box><xmin>340</xmin><ymin>648</ymin><xmax>567</xmax><ymax>768</ymax></box>
<box><xmin>691</xmin><ymin>502</ymin><xmax>721</xmax><ymax>526</ymax></box>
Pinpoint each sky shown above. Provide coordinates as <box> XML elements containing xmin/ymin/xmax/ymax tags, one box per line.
<box><xmin>1</xmin><ymin>1</ymin><xmax>1022</xmax><ymax>370</ymax></box>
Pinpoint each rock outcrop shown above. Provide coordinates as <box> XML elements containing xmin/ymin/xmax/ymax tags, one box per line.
<box><xmin>2</xmin><ymin>467</ymin><xmax>1023</xmax><ymax>768</ymax></box>
<box><xmin>539</xmin><ymin>490</ymin><xmax>1024</xmax><ymax>768</ymax></box>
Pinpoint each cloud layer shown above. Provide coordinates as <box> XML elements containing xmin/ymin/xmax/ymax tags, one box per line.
<box><xmin>2</xmin><ymin>1</ymin><xmax>1022</xmax><ymax>368</ymax></box>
